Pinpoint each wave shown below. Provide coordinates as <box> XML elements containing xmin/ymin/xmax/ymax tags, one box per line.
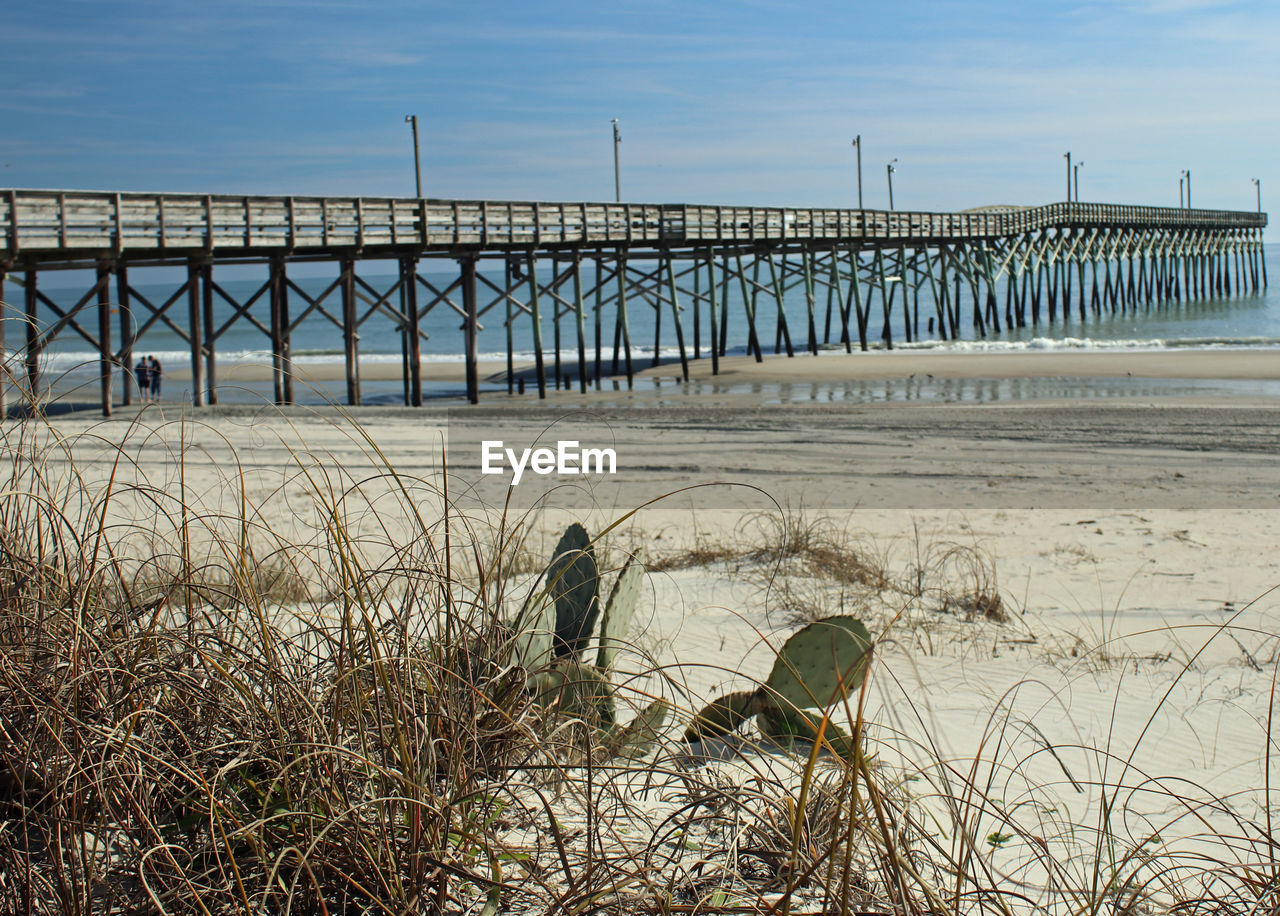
<box><xmin>891</xmin><ymin>335</ymin><xmax>1280</xmax><ymax>353</ymax></box>
<box><xmin>20</xmin><ymin>335</ymin><xmax>1280</xmax><ymax>374</ymax></box>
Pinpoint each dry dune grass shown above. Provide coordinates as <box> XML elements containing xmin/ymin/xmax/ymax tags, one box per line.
<box><xmin>1</xmin><ymin>399</ymin><xmax>1279</xmax><ymax>915</ymax></box>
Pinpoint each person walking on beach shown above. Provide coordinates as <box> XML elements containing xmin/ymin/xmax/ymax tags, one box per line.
<box><xmin>147</xmin><ymin>355</ymin><xmax>162</xmax><ymax>403</ymax></box>
<box><xmin>134</xmin><ymin>356</ymin><xmax>152</xmax><ymax>403</ymax></box>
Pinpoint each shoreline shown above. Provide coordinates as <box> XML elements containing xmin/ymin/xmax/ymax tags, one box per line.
<box><xmin>24</xmin><ymin>345</ymin><xmax>1280</xmax><ymax>384</ymax></box>
<box><xmin>15</xmin><ymin>345</ymin><xmax>1275</xmax><ymax>414</ymax></box>
<box><xmin>23</xmin><ymin>346</ymin><xmax>1280</xmax><ymax>412</ymax></box>
<box><xmin>22</xmin><ymin>347</ymin><xmax>1280</xmax><ymax>406</ymax></box>
<box><xmin>132</xmin><ymin>347</ymin><xmax>1280</xmax><ymax>385</ymax></box>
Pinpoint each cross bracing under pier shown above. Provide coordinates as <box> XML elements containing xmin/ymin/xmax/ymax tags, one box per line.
<box><xmin>0</xmin><ymin>190</ymin><xmax>1267</xmax><ymax>413</ymax></box>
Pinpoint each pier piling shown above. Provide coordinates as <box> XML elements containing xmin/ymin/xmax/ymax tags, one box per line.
<box><xmin>0</xmin><ymin>191</ymin><xmax>1265</xmax><ymax>412</ymax></box>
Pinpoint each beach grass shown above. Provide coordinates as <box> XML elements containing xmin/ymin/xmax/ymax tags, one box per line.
<box><xmin>1</xmin><ymin>400</ymin><xmax>1278</xmax><ymax>915</ymax></box>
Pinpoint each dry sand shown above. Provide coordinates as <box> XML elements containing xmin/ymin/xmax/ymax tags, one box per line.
<box><xmin>16</xmin><ymin>347</ymin><xmax>1280</xmax><ymax>904</ymax></box>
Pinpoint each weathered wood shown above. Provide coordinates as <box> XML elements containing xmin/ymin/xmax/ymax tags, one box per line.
<box><xmin>593</xmin><ymin>257</ymin><xmax>604</xmax><ymax>388</ymax></box>
<box><xmin>717</xmin><ymin>252</ymin><xmax>731</xmax><ymax>357</ymax></box>
<box><xmin>801</xmin><ymin>248</ymin><xmax>817</xmax><ymax>355</ymax></box>
<box><xmin>614</xmin><ymin>254</ymin><xmax>633</xmax><ymax>388</ymax></box>
<box><xmin>201</xmin><ymin>262</ymin><xmax>216</xmax><ymax>405</ymax></box>
<box><xmin>827</xmin><ymin>247</ymin><xmax>852</xmax><ymax>352</ymax></box>
<box><xmin>874</xmin><ymin>248</ymin><xmax>893</xmax><ymax>350</ymax></box>
<box><xmin>24</xmin><ymin>271</ymin><xmax>39</xmax><ymax>399</ymax></box>
<box><xmin>665</xmin><ymin>253</ymin><xmax>689</xmax><ymax>382</ymax></box>
<box><xmin>651</xmin><ymin>266</ymin><xmax>661</xmax><ymax>369</ymax></box>
<box><xmin>765</xmin><ymin>254</ymin><xmax>794</xmax><ymax>357</ymax></box>
<box><xmin>341</xmin><ymin>257</ymin><xmax>361</xmax><ymax>406</ymax></box>
<box><xmin>270</xmin><ymin>257</ymin><xmax>285</xmax><ymax>404</ymax></box>
<box><xmin>6</xmin><ymin>189</ymin><xmax>1259</xmax><ymax>266</ymax></box>
<box><xmin>504</xmin><ymin>259</ymin><xmax>515</xmax><ymax>396</ymax></box>
<box><xmin>734</xmin><ymin>253</ymin><xmax>763</xmax><ymax>363</ymax></box>
<box><xmin>403</xmin><ymin>257</ymin><xmax>421</xmax><ymax>407</ymax></box>
<box><xmin>4</xmin><ymin>187</ymin><xmax>1267</xmax><ymax>409</ymax></box>
<box><xmin>528</xmin><ymin>253</ymin><xmax>547</xmax><ymax>398</ymax></box>
<box><xmin>573</xmin><ymin>256</ymin><xmax>587</xmax><ymax>393</ymax></box>
<box><xmin>706</xmin><ymin>250</ymin><xmax>719</xmax><ymax>375</ymax></box>
<box><xmin>187</xmin><ymin>260</ymin><xmax>203</xmax><ymax>407</ymax></box>
<box><xmin>848</xmin><ymin>246</ymin><xmax>869</xmax><ymax>351</ymax></box>
<box><xmin>896</xmin><ymin>248</ymin><xmax>911</xmax><ymax>343</ymax></box>
<box><xmin>552</xmin><ymin>264</ymin><xmax>565</xmax><ymax>387</ymax></box>
<box><xmin>459</xmin><ymin>257</ymin><xmax>478</xmax><ymax>404</ymax></box>
<box><xmin>1261</xmin><ymin>230</ymin><xmax>1269</xmax><ymax>290</ymax></box>
<box><xmin>117</xmin><ymin>264</ymin><xmax>134</xmax><ymax>406</ymax></box>
<box><xmin>921</xmin><ymin>246</ymin><xmax>947</xmax><ymax>341</ymax></box>
<box><xmin>911</xmin><ymin>253</ymin><xmax>923</xmax><ymax>343</ymax></box>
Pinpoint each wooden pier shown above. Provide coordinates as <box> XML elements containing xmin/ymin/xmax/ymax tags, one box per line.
<box><xmin>0</xmin><ymin>189</ymin><xmax>1267</xmax><ymax>413</ymax></box>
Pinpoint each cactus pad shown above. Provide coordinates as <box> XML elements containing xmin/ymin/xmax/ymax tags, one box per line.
<box><xmin>596</xmin><ymin>552</ymin><xmax>645</xmax><ymax>671</ymax></box>
<box><xmin>765</xmin><ymin>616</ymin><xmax>872</xmax><ymax>710</ymax></box>
<box><xmin>547</xmin><ymin>523</ymin><xmax>599</xmax><ymax>659</ymax></box>
<box><xmin>683</xmin><ymin>690</ymin><xmax>762</xmax><ymax>743</ymax></box>
<box><xmin>532</xmin><ymin>661</ymin><xmax>616</xmax><ymax>729</ymax></box>
<box><xmin>758</xmin><ymin>705</ymin><xmax>857</xmax><ymax>758</ymax></box>
<box><xmin>604</xmin><ymin>698</ymin><xmax>669</xmax><ymax>758</ymax></box>
<box><xmin>511</xmin><ymin>592</ymin><xmax>555</xmax><ymax>673</ymax></box>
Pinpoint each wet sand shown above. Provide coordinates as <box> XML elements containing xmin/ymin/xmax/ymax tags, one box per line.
<box><xmin>132</xmin><ymin>346</ymin><xmax>1280</xmax><ymax>387</ymax></box>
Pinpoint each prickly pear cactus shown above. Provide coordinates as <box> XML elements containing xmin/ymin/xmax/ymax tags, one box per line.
<box><xmin>683</xmin><ymin>690</ymin><xmax>762</xmax><ymax>743</ymax></box>
<box><xmin>596</xmin><ymin>552</ymin><xmax>644</xmax><ymax>671</ymax></box>
<box><xmin>547</xmin><ymin>523</ymin><xmax>599</xmax><ymax>659</ymax></box>
<box><xmin>765</xmin><ymin>615</ymin><xmax>872</xmax><ymax>711</ymax></box>
<box><xmin>511</xmin><ymin>592</ymin><xmax>556</xmax><ymax>673</ymax></box>
<box><xmin>681</xmin><ymin>616</ymin><xmax>874</xmax><ymax>757</ymax></box>
<box><xmin>604</xmin><ymin>698</ymin><xmax>670</xmax><ymax>758</ymax></box>
<box><xmin>757</xmin><ymin>704</ymin><xmax>857</xmax><ymax>758</ymax></box>
<box><xmin>532</xmin><ymin>660</ymin><xmax>616</xmax><ymax>729</ymax></box>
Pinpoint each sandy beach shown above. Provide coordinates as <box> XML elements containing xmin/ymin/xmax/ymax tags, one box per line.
<box><xmin>120</xmin><ymin>345</ymin><xmax>1280</xmax><ymax>388</ymax></box>
<box><xmin>10</xmin><ymin>350</ymin><xmax>1280</xmax><ymax>912</ymax></box>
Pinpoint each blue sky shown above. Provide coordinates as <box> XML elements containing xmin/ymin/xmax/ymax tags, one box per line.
<box><xmin>3</xmin><ymin>0</ymin><xmax>1275</xmax><ymax>212</ymax></box>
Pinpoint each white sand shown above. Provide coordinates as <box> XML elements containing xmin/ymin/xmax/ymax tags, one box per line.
<box><xmin>13</xmin><ymin>393</ymin><xmax>1280</xmax><ymax>908</ymax></box>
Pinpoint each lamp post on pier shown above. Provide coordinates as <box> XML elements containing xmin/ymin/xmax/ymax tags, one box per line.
<box><xmin>1073</xmin><ymin>161</ymin><xmax>1083</xmax><ymax>202</ymax></box>
<box><xmin>852</xmin><ymin>135</ymin><xmax>863</xmax><ymax>209</ymax></box>
<box><xmin>404</xmin><ymin>115</ymin><xmax>422</xmax><ymax>198</ymax></box>
<box><xmin>886</xmin><ymin>159</ymin><xmax>897</xmax><ymax>211</ymax></box>
<box><xmin>1064</xmin><ymin>151</ymin><xmax>1071</xmax><ymax>201</ymax></box>
<box><xmin>1253</xmin><ymin>178</ymin><xmax>1261</xmax><ymax>213</ymax></box>
<box><xmin>611</xmin><ymin>119</ymin><xmax>622</xmax><ymax>203</ymax></box>
<box><xmin>1182</xmin><ymin>169</ymin><xmax>1191</xmax><ymax>208</ymax></box>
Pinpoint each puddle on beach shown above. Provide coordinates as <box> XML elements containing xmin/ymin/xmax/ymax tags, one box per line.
<box><xmin>39</xmin><ymin>366</ymin><xmax>1280</xmax><ymax>409</ymax></box>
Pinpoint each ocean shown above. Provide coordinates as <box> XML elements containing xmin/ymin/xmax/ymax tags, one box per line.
<box><xmin>9</xmin><ymin>244</ymin><xmax>1278</xmax><ymax>405</ymax></box>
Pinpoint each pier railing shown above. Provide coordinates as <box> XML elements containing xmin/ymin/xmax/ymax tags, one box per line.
<box><xmin>1</xmin><ymin>190</ymin><xmax>1266</xmax><ymax>262</ymax></box>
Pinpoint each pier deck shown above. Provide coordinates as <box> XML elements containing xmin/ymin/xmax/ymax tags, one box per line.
<box><xmin>1</xmin><ymin>191</ymin><xmax>1264</xmax><ymax>263</ymax></box>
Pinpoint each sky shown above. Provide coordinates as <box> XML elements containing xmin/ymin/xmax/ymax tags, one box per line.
<box><xmin>2</xmin><ymin>0</ymin><xmax>1275</xmax><ymax>213</ymax></box>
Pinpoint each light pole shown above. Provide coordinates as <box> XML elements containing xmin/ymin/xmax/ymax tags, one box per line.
<box><xmin>404</xmin><ymin>115</ymin><xmax>421</xmax><ymax>198</ymax></box>
<box><xmin>1182</xmin><ymin>169</ymin><xmax>1191</xmax><ymax>208</ymax></box>
<box><xmin>886</xmin><ymin>159</ymin><xmax>897</xmax><ymax>211</ymax></box>
<box><xmin>611</xmin><ymin>119</ymin><xmax>622</xmax><ymax>203</ymax></box>
<box><xmin>1073</xmin><ymin>161</ymin><xmax>1083</xmax><ymax>203</ymax></box>
<box><xmin>852</xmin><ymin>135</ymin><xmax>863</xmax><ymax>209</ymax></box>
<box><xmin>1064</xmin><ymin>151</ymin><xmax>1071</xmax><ymax>201</ymax></box>
<box><xmin>1253</xmin><ymin>178</ymin><xmax>1261</xmax><ymax>213</ymax></box>
<box><xmin>1179</xmin><ymin>175</ymin><xmax>1185</xmax><ymax>209</ymax></box>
